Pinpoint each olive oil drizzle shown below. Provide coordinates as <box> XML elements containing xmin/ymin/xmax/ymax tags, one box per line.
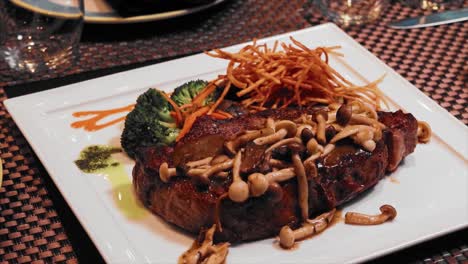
<box><xmin>75</xmin><ymin>145</ymin><xmax>147</xmax><ymax>219</ymax></box>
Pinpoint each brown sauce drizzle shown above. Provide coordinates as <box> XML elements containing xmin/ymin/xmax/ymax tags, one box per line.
<box><xmin>214</xmin><ymin>193</ymin><xmax>229</xmax><ymax>232</ymax></box>
<box><xmin>71</xmin><ymin>104</ymin><xmax>134</xmax><ymax>132</ymax></box>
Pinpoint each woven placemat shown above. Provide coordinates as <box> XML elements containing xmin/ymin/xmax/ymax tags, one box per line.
<box><xmin>0</xmin><ymin>1</ymin><xmax>467</xmax><ymax>263</ymax></box>
<box><xmin>0</xmin><ymin>1</ymin><xmax>466</xmax><ymax>123</ymax></box>
<box><xmin>0</xmin><ymin>87</ymin><xmax>78</xmax><ymax>263</ymax></box>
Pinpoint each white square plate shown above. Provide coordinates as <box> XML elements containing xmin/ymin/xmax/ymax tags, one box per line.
<box><xmin>5</xmin><ymin>23</ymin><xmax>468</xmax><ymax>263</ymax></box>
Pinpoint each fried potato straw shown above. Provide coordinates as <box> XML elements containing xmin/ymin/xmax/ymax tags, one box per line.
<box><xmin>204</xmin><ymin>37</ymin><xmax>387</xmax><ymax>112</ymax></box>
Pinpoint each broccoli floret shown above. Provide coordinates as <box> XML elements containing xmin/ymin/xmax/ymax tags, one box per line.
<box><xmin>121</xmin><ymin>88</ymin><xmax>180</xmax><ymax>159</ymax></box>
<box><xmin>171</xmin><ymin>80</ymin><xmax>218</xmax><ymax>106</ymax></box>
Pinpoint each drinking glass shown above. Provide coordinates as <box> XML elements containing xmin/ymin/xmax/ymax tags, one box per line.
<box><xmin>400</xmin><ymin>0</ymin><xmax>463</xmax><ymax>10</ymax></box>
<box><xmin>315</xmin><ymin>0</ymin><xmax>390</xmax><ymax>26</ymax></box>
<box><xmin>0</xmin><ymin>0</ymin><xmax>84</xmax><ymax>73</ymax></box>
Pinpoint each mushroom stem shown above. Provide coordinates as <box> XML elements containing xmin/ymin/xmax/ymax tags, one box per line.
<box><xmin>352</xmin><ymin>129</ymin><xmax>376</xmax><ymax>152</ymax></box>
<box><xmin>316</xmin><ymin>114</ymin><xmax>327</xmax><ymax>144</ymax></box>
<box><xmin>279</xmin><ymin>225</ymin><xmax>314</xmax><ymax>249</ymax></box>
<box><xmin>186</xmin><ymin>157</ymin><xmax>213</xmax><ymax>168</ymax></box>
<box><xmin>274</xmin><ymin>120</ymin><xmax>298</xmax><ymax>137</ymax></box>
<box><xmin>187</xmin><ymin>159</ymin><xmax>233</xmax><ymax>184</ymax></box>
<box><xmin>351</xmin><ymin>101</ymin><xmax>378</xmax><ymax>120</ymax></box>
<box><xmin>228</xmin><ymin>151</ymin><xmax>249</xmax><ymax>203</ymax></box>
<box><xmin>321</xmin><ymin>144</ymin><xmax>335</xmax><ymax>157</ymax></box>
<box><xmin>214</xmin><ymin>171</ymin><xmax>229</xmax><ymax>178</ymax></box>
<box><xmin>306</xmin><ymin>208</ymin><xmax>336</xmax><ymax>233</ymax></box>
<box><xmin>225</xmin><ymin>127</ymin><xmax>275</xmax><ymax>154</ymax></box>
<box><xmin>211</xmin><ymin>155</ymin><xmax>230</xmax><ymax>165</ymax></box>
<box><xmin>248</xmin><ymin>168</ymin><xmax>295</xmax><ymax>197</ymax></box>
<box><xmin>203</xmin><ymin>242</ymin><xmax>230</xmax><ymax>264</ymax></box>
<box><xmin>265</xmin><ymin>168</ymin><xmax>296</xmax><ymax>182</ymax></box>
<box><xmin>254</xmin><ymin>128</ymin><xmax>288</xmax><ymax>145</ymax></box>
<box><xmin>179</xmin><ymin>225</ymin><xmax>230</xmax><ymax>264</ymax></box>
<box><xmin>345</xmin><ymin>204</ymin><xmax>397</xmax><ymax>225</ymax></box>
<box><xmin>279</xmin><ymin>208</ymin><xmax>336</xmax><ymax>249</ymax></box>
<box><xmin>292</xmin><ymin>153</ymin><xmax>309</xmax><ymax>220</ymax></box>
<box><xmin>306</xmin><ymin>138</ymin><xmax>322</xmax><ymax>155</ymax></box>
<box><xmin>265</xmin><ymin>137</ymin><xmax>302</xmax><ymax>153</ymax></box>
<box><xmin>350</xmin><ymin>115</ymin><xmax>386</xmax><ymax>128</ymax></box>
<box><xmin>330</xmin><ymin>125</ymin><xmax>374</xmax><ymax>144</ymax></box>
<box><xmin>159</xmin><ymin>162</ymin><xmax>177</xmax><ymax>183</ymax></box>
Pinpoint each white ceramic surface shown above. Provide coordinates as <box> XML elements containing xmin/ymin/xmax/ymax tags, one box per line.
<box><xmin>5</xmin><ymin>23</ymin><xmax>468</xmax><ymax>264</ymax></box>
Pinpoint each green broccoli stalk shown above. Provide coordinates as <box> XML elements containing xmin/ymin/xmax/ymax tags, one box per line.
<box><xmin>171</xmin><ymin>80</ymin><xmax>219</xmax><ymax>106</ymax></box>
<box><xmin>121</xmin><ymin>88</ymin><xmax>180</xmax><ymax>159</ymax></box>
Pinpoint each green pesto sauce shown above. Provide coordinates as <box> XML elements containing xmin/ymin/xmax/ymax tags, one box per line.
<box><xmin>75</xmin><ymin>145</ymin><xmax>147</xmax><ymax>220</ymax></box>
<box><xmin>74</xmin><ymin>145</ymin><xmax>122</xmax><ymax>173</ymax></box>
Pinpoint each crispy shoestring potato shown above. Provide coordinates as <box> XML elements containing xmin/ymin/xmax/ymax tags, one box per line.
<box><xmin>203</xmin><ymin>37</ymin><xmax>388</xmax><ymax>112</ymax></box>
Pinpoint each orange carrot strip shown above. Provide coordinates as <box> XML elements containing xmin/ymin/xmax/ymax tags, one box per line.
<box><xmin>209</xmin><ymin>112</ymin><xmax>229</xmax><ymax>120</ymax></box>
<box><xmin>215</xmin><ymin>110</ymin><xmax>233</xmax><ymax>119</ymax></box>
<box><xmin>176</xmin><ymin>106</ymin><xmax>210</xmax><ymax>141</ymax></box>
<box><xmin>161</xmin><ymin>91</ymin><xmax>183</xmax><ymax>126</ymax></box>
<box><xmin>208</xmin><ymin>81</ymin><xmax>231</xmax><ymax>115</ymax></box>
<box><xmin>192</xmin><ymin>82</ymin><xmax>217</xmax><ymax>106</ymax></box>
<box><xmin>71</xmin><ymin>104</ymin><xmax>135</xmax><ymax>132</ymax></box>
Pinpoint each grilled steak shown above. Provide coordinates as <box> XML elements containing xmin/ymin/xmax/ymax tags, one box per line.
<box><xmin>133</xmin><ymin>108</ymin><xmax>418</xmax><ymax>242</ymax></box>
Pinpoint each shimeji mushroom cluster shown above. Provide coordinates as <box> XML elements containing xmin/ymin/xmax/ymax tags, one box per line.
<box><xmin>179</xmin><ymin>224</ymin><xmax>230</xmax><ymax>264</ymax></box>
<box><xmin>160</xmin><ymin>102</ymin><xmax>390</xmax><ymax>248</ymax></box>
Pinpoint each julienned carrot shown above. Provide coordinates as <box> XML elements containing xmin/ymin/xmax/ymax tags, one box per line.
<box><xmin>176</xmin><ymin>106</ymin><xmax>210</xmax><ymax>141</ymax></box>
<box><xmin>209</xmin><ymin>112</ymin><xmax>228</xmax><ymax>120</ymax></box>
<box><xmin>214</xmin><ymin>110</ymin><xmax>233</xmax><ymax>119</ymax></box>
<box><xmin>208</xmin><ymin>82</ymin><xmax>231</xmax><ymax>115</ymax></box>
<box><xmin>161</xmin><ymin>91</ymin><xmax>183</xmax><ymax>126</ymax></box>
<box><xmin>192</xmin><ymin>82</ymin><xmax>217</xmax><ymax>106</ymax></box>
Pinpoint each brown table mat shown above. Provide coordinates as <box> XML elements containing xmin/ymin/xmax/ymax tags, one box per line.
<box><xmin>0</xmin><ymin>1</ymin><xmax>467</xmax><ymax>263</ymax></box>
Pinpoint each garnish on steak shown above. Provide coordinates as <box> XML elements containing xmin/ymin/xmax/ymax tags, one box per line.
<box><xmin>132</xmin><ymin>103</ymin><xmax>419</xmax><ymax>244</ymax></box>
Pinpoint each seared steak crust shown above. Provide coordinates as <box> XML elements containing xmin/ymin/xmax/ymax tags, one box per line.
<box><xmin>133</xmin><ymin>108</ymin><xmax>417</xmax><ymax>242</ymax></box>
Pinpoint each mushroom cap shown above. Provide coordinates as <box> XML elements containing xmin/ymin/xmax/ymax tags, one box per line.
<box><xmin>279</xmin><ymin>226</ymin><xmax>295</xmax><ymax>249</ymax></box>
<box><xmin>325</xmin><ymin>125</ymin><xmax>337</xmax><ymax>142</ymax></box>
<box><xmin>228</xmin><ymin>181</ymin><xmax>250</xmax><ymax>203</ymax></box>
<box><xmin>362</xmin><ymin>140</ymin><xmax>376</xmax><ymax>152</ymax></box>
<box><xmin>275</xmin><ymin>120</ymin><xmax>297</xmax><ymax>137</ymax></box>
<box><xmin>267</xmin><ymin>182</ymin><xmax>284</xmax><ymax>203</ymax></box>
<box><xmin>159</xmin><ymin>162</ymin><xmax>170</xmax><ymax>183</ymax></box>
<box><xmin>336</xmin><ymin>104</ymin><xmax>352</xmax><ymax>126</ymax></box>
<box><xmin>380</xmin><ymin>204</ymin><xmax>397</xmax><ymax>220</ymax></box>
<box><xmin>300</xmin><ymin>127</ymin><xmax>314</xmax><ymax>144</ymax></box>
<box><xmin>417</xmin><ymin>121</ymin><xmax>432</xmax><ymax>143</ymax></box>
<box><xmin>248</xmin><ymin>173</ymin><xmax>269</xmax><ymax>197</ymax></box>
